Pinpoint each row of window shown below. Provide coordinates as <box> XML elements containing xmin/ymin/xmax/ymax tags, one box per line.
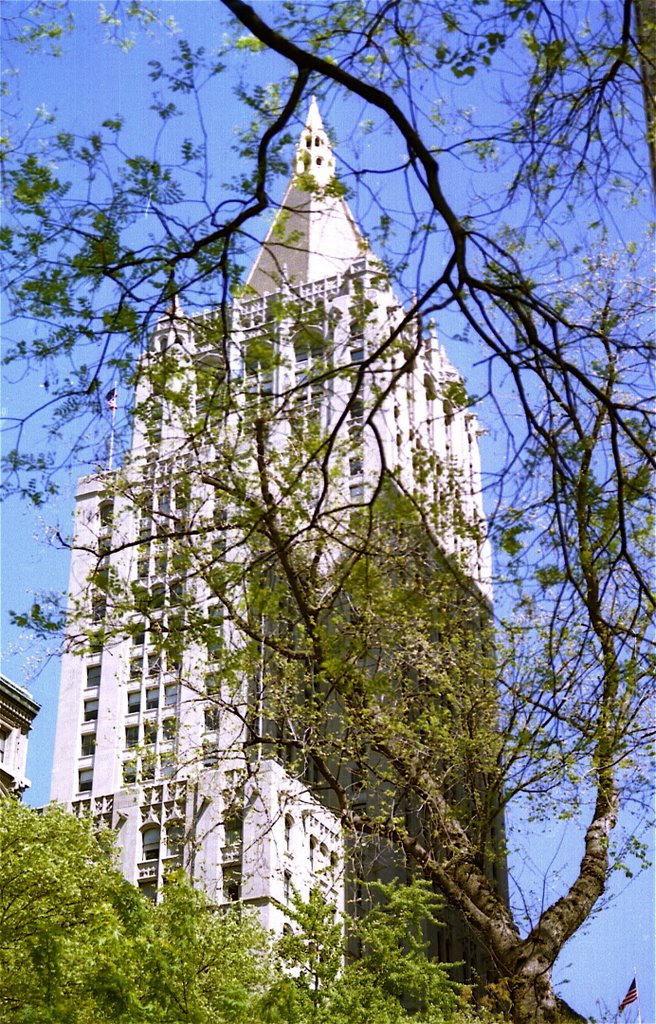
<box><xmin>141</xmin><ymin>821</ymin><xmax>184</xmax><ymax>861</ymax></box>
<box><xmin>81</xmin><ymin>681</ymin><xmax>179</xmax><ymax>725</ymax></box>
<box><xmin>282</xmin><ymin>814</ymin><xmax>337</xmax><ymax>872</ymax></box>
<box><xmin>123</xmin><ymin>756</ymin><xmax>175</xmax><ymax>786</ymax></box>
<box><xmin>79</xmin><ymin>717</ymin><xmax>176</xmax><ymax>768</ymax></box>
<box><xmin>125</xmin><ymin>716</ymin><xmax>176</xmax><ymax>748</ymax></box>
<box><xmin>127</xmin><ymin>681</ymin><xmax>179</xmax><ymax>713</ymax></box>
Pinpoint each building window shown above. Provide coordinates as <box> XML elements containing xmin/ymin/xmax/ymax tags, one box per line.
<box><xmin>162</xmin><ymin>717</ymin><xmax>176</xmax><ymax>741</ymax></box>
<box><xmin>0</xmin><ymin>729</ymin><xmax>8</xmax><ymax>763</ymax></box>
<box><xmin>99</xmin><ymin>500</ymin><xmax>114</xmax><ymax>528</ymax></box>
<box><xmin>125</xmin><ymin>725</ymin><xmax>139</xmax><ymax>748</ymax></box>
<box><xmin>349</xmin><ymin>456</ymin><xmax>363</xmax><ymax>476</ymax></box>
<box><xmin>130</xmin><ymin>658</ymin><xmax>143</xmax><ymax>679</ymax></box>
<box><xmin>148</xmin><ymin>653</ymin><xmax>161</xmax><ymax>676</ymax></box>
<box><xmin>167</xmin><ymin>821</ymin><xmax>184</xmax><ymax>856</ymax></box>
<box><xmin>143</xmin><ymin>721</ymin><xmax>157</xmax><ymax>746</ymax></box>
<box><xmin>202</xmin><ymin>744</ymin><xmax>219</xmax><ymax>767</ymax></box>
<box><xmin>206</xmin><ymin>605</ymin><xmax>223</xmax><ymax>661</ymax></box>
<box><xmin>223</xmin><ymin>866</ymin><xmax>241</xmax><ymax>903</ymax></box>
<box><xmin>147</xmin><ymin>406</ymin><xmax>163</xmax><ymax>444</ymax></box>
<box><xmin>138</xmin><ymin>881</ymin><xmax>157</xmax><ymax>901</ymax></box>
<box><xmin>78</xmin><ymin>768</ymin><xmax>93</xmax><ymax>792</ymax></box>
<box><xmin>284</xmin><ymin>814</ymin><xmax>293</xmax><ymax>853</ymax></box>
<box><xmin>88</xmin><ymin>629</ymin><xmax>104</xmax><ymax>655</ymax></box>
<box><xmin>164</xmin><ymin>682</ymin><xmax>179</xmax><ymax>707</ymax></box>
<box><xmin>350</xmin><ymin>344</ymin><xmax>365</xmax><ymax>364</ymax></box>
<box><xmin>132</xmin><ymin>627</ymin><xmax>146</xmax><ymax>647</ymax></box>
<box><xmin>80</xmin><ymin>732</ymin><xmax>95</xmax><ymax>757</ymax></box>
<box><xmin>123</xmin><ymin>761</ymin><xmax>137</xmax><ymax>785</ymax></box>
<box><xmin>86</xmin><ymin>664</ymin><xmax>101</xmax><ymax>689</ymax></box>
<box><xmin>204</xmin><ymin>704</ymin><xmax>220</xmax><ymax>732</ymax></box>
<box><xmin>92</xmin><ymin>599</ymin><xmax>106</xmax><ymax>623</ymax></box>
<box><xmin>142</xmin><ymin>825</ymin><xmax>160</xmax><ymax>861</ymax></box>
<box><xmin>283</xmin><ymin>870</ymin><xmax>292</xmax><ymax>904</ymax></box>
<box><xmin>309</xmin><ymin>835</ymin><xmax>316</xmax><ymax>870</ymax></box>
<box><xmin>127</xmin><ymin>690</ymin><xmax>141</xmax><ymax>714</ymax></box>
<box><xmin>349</xmin><ymin>399</ymin><xmax>364</xmax><ymax>426</ymax></box>
<box><xmin>224</xmin><ymin>810</ymin><xmax>243</xmax><ymax>850</ymax></box>
<box><xmin>146</xmin><ymin>687</ymin><xmax>160</xmax><ymax>711</ymax></box>
<box><xmin>83</xmin><ymin>698</ymin><xmax>99</xmax><ymax>722</ymax></box>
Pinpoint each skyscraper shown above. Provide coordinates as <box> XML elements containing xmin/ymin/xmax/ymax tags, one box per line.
<box><xmin>51</xmin><ymin>99</ymin><xmax>493</xmax><ymax>959</ymax></box>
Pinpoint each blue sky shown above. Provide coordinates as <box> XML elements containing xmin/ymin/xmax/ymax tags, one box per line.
<box><xmin>1</xmin><ymin>4</ymin><xmax>653</xmax><ymax>1021</ymax></box>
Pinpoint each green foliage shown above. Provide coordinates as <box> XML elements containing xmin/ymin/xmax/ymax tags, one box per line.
<box><xmin>139</xmin><ymin>875</ymin><xmax>271</xmax><ymax>1023</ymax></box>
<box><xmin>265</xmin><ymin>881</ymin><xmax>500</xmax><ymax>1024</ymax></box>
<box><xmin>0</xmin><ymin>799</ymin><xmax>144</xmax><ymax>1023</ymax></box>
<box><xmin>0</xmin><ymin>803</ymin><xmax>495</xmax><ymax>1024</ymax></box>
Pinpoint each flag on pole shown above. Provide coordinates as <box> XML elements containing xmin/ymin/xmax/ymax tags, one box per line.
<box><xmin>106</xmin><ymin>387</ymin><xmax>118</xmax><ymax>411</ymax></box>
<box><xmin>618</xmin><ymin>978</ymin><xmax>638</xmax><ymax>1013</ymax></box>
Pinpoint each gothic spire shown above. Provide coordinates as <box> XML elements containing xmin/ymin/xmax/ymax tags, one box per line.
<box><xmin>293</xmin><ymin>95</ymin><xmax>336</xmax><ymax>188</ymax></box>
<box><xmin>245</xmin><ymin>97</ymin><xmax>364</xmax><ymax>294</ymax></box>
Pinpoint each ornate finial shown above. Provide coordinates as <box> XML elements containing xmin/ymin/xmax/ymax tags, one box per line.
<box><xmin>294</xmin><ymin>96</ymin><xmax>336</xmax><ymax>187</ymax></box>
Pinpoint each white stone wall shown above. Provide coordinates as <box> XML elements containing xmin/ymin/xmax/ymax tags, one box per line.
<box><xmin>67</xmin><ymin>759</ymin><xmax>344</xmax><ymax>931</ymax></box>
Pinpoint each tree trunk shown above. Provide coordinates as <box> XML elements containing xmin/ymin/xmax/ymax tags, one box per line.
<box><xmin>509</xmin><ymin>958</ymin><xmax>560</xmax><ymax>1024</ymax></box>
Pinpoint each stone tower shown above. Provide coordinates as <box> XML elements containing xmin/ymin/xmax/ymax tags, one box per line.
<box><xmin>51</xmin><ymin>99</ymin><xmax>495</xmax><ymax>974</ymax></box>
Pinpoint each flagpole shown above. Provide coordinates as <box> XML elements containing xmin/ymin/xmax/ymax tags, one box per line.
<box><xmin>107</xmin><ymin>385</ymin><xmax>118</xmax><ymax>471</ymax></box>
<box><xmin>633</xmin><ymin>967</ymin><xmax>641</xmax><ymax>1024</ymax></box>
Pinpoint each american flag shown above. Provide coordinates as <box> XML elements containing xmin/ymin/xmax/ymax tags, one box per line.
<box><xmin>106</xmin><ymin>387</ymin><xmax>118</xmax><ymax>411</ymax></box>
<box><xmin>618</xmin><ymin>978</ymin><xmax>638</xmax><ymax>1013</ymax></box>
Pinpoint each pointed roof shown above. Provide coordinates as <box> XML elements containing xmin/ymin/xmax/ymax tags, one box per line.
<box><xmin>245</xmin><ymin>98</ymin><xmax>366</xmax><ymax>295</ymax></box>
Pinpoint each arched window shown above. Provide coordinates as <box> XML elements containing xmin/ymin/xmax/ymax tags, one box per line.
<box><xmin>292</xmin><ymin>327</ymin><xmax>323</xmax><ymax>365</ymax></box>
<box><xmin>99</xmin><ymin>500</ymin><xmax>114</xmax><ymax>528</ymax></box>
<box><xmin>284</xmin><ymin>814</ymin><xmax>293</xmax><ymax>852</ymax></box>
<box><xmin>142</xmin><ymin>825</ymin><xmax>160</xmax><ymax>861</ymax></box>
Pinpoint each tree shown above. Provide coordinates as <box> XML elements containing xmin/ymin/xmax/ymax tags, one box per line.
<box><xmin>0</xmin><ymin>798</ymin><xmax>144</xmax><ymax>1022</ymax></box>
<box><xmin>1</xmin><ymin>4</ymin><xmax>654</xmax><ymax>1023</ymax></box>
<box><xmin>0</xmin><ymin>799</ymin><xmax>490</xmax><ymax>1024</ymax></box>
